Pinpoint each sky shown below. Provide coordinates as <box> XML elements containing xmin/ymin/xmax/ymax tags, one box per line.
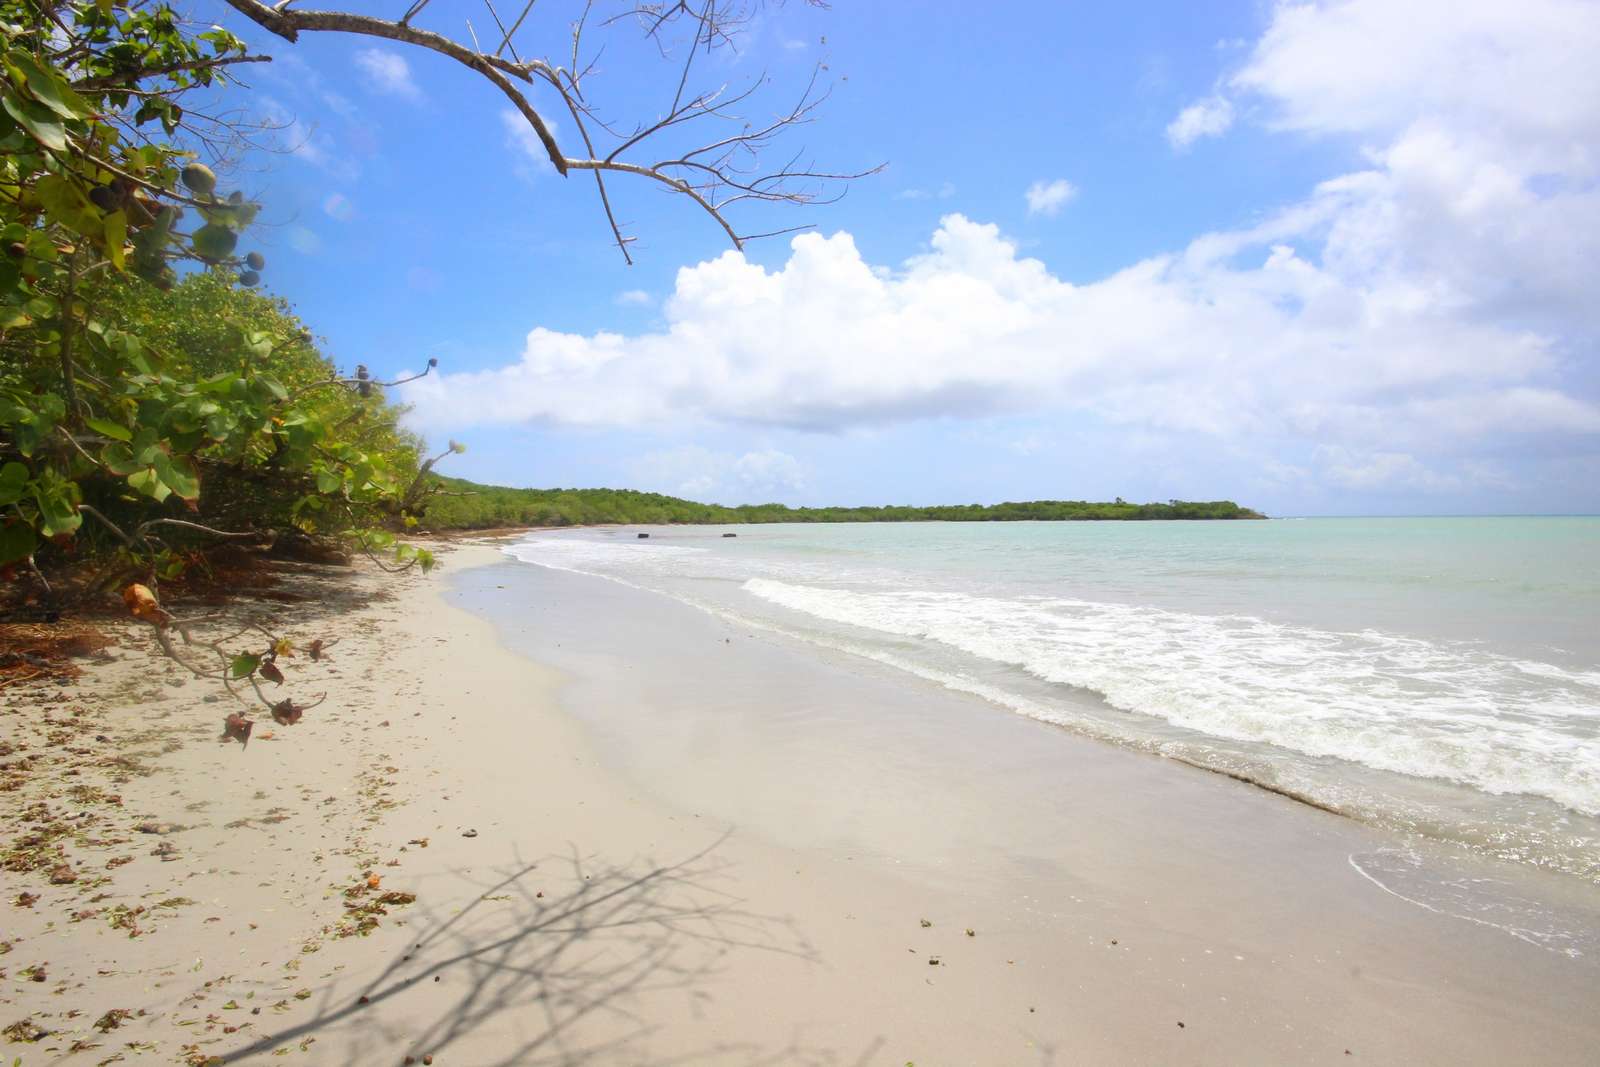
<box><xmin>209</xmin><ymin>0</ymin><xmax>1600</xmax><ymax>516</ymax></box>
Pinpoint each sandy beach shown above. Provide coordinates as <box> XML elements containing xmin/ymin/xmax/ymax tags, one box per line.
<box><xmin>4</xmin><ymin>539</ymin><xmax>1599</xmax><ymax>1066</ymax></box>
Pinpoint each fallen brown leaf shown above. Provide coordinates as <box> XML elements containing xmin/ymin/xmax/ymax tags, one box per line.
<box><xmin>121</xmin><ymin>584</ymin><xmax>171</xmax><ymax>627</ymax></box>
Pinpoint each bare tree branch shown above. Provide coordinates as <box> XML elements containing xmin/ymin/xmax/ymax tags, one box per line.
<box><xmin>219</xmin><ymin>0</ymin><xmax>880</xmax><ymax>259</ymax></box>
<box><xmin>494</xmin><ymin>0</ymin><xmax>538</xmax><ymax>59</ymax></box>
<box><xmin>220</xmin><ymin>0</ymin><xmax>567</xmax><ymax>174</ymax></box>
<box><xmin>136</xmin><ymin>519</ymin><xmax>260</xmax><ymax>541</ymax></box>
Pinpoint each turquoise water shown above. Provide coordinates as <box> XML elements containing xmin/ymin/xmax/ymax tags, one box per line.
<box><xmin>504</xmin><ymin>518</ymin><xmax>1600</xmax><ymax>881</ymax></box>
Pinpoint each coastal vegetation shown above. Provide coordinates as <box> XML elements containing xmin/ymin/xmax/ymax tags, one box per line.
<box><xmin>0</xmin><ymin>3</ymin><xmax>436</xmax><ymax>597</ymax></box>
<box><xmin>1</xmin><ymin>0</ymin><xmax>867</xmax><ymax>598</ymax></box>
<box><xmin>417</xmin><ymin>477</ymin><xmax>1266</xmax><ymax>528</ymax></box>
<box><xmin>0</xmin><ymin>0</ymin><xmax>1255</xmax><ymax>719</ymax></box>
<box><xmin>0</xmin><ymin>0</ymin><xmax>866</xmax><ymax>731</ymax></box>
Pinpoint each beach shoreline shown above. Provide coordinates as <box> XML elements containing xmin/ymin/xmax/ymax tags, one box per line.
<box><xmin>4</xmin><ymin>539</ymin><xmax>1598</xmax><ymax>1065</ymax></box>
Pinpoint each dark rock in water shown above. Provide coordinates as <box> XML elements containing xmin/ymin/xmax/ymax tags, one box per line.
<box><xmin>637</xmin><ymin>532</ymin><xmax>650</xmax><ymax>539</ymax></box>
<box><xmin>722</xmin><ymin>532</ymin><xmax>737</xmax><ymax>537</ymax></box>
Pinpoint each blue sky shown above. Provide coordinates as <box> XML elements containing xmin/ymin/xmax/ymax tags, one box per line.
<box><xmin>211</xmin><ymin>0</ymin><xmax>1600</xmax><ymax>515</ymax></box>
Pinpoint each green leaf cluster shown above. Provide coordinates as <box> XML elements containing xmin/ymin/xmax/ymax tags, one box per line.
<box><xmin>0</xmin><ymin>4</ymin><xmax>436</xmax><ymax>578</ymax></box>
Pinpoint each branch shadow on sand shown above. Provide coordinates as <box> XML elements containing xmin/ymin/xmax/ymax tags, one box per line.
<box><xmin>218</xmin><ymin>833</ymin><xmax>884</xmax><ymax>1067</ymax></box>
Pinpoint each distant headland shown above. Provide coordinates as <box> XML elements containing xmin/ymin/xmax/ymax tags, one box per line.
<box><xmin>419</xmin><ymin>477</ymin><xmax>1267</xmax><ymax>529</ymax></box>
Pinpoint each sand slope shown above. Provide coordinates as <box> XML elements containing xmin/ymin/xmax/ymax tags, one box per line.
<box><xmin>4</xmin><ymin>541</ymin><xmax>1598</xmax><ymax>1066</ymax></box>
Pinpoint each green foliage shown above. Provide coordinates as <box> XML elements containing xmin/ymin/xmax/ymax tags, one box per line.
<box><xmin>0</xmin><ymin>2</ymin><xmax>433</xmax><ymax>581</ymax></box>
<box><xmin>417</xmin><ymin>476</ymin><xmax>1267</xmax><ymax>529</ymax></box>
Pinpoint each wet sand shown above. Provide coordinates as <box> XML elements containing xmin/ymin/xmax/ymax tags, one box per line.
<box><xmin>4</xmin><ymin>541</ymin><xmax>1598</xmax><ymax>1065</ymax></box>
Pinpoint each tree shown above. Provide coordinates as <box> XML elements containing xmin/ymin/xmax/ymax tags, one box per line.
<box><xmin>1</xmin><ymin>0</ymin><xmax>866</xmax><ymax>732</ymax></box>
<box><xmin>221</xmin><ymin>0</ymin><xmax>879</xmax><ymax>262</ymax></box>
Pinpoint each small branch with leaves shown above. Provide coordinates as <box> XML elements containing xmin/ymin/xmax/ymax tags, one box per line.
<box><xmin>122</xmin><ymin>580</ymin><xmax>337</xmax><ymax>747</ymax></box>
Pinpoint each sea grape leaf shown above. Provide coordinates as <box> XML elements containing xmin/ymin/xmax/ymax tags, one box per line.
<box><xmin>0</xmin><ymin>461</ymin><xmax>25</xmax><ymax>505</ymax></box>
<box><xmin>0</xmin><ymin>521</ymin><xmax>36</xmax><ymax>565</ymax></box>
<box><xmin>151</xmin><ymin>451</ymin><xmax>200</xmax><ymax>501</ymax></box>
<box><xmin>32</xmin><ymin>477</ymin><xmax>81</xmax><ymax>537</ymax></box>
<box><xmin>9</xmin><ymin>52</ymin><xmax>92</xmax><ymax>120</ymax></box>
<box><xmin>127</xmin><ymin>466</ymin><xmax>171</xmax><ymax>502</ymax></box>
<box><xmin>101</xmin><ymin>442</ymin><xmax>139</xmax><ymax>475</ymax></box>
<box><xmin>85</xmin><ymin>417</ymin><xmax>131</xmax><ymax>442</ymax></box>
<box><xmin>103</xmin><ymin>209</ymin><xmax>126</xmax><ymax>269</ymax></box>
<box><xmin>0</xmin><ymin>93</ymin><xmax>66</xmax><ymax>151</ymax></box>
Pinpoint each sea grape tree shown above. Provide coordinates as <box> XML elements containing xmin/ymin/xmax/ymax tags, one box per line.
<box><xmin>0</xmin><ymin>2</ymin><xmax>437</xmax><ymax>590</ymax></box>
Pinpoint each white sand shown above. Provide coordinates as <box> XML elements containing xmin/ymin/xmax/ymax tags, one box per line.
<box><xmin>4</xmin><ymin>540</ymin><xmax>1598</xmax><ymax>1065</ymax></box>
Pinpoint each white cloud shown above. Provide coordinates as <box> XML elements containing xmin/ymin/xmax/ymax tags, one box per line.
<box><xmin>256</xmin><ymin>96</ymin><xmax>358</xmax><ymax>181</ymax></box>
<box><xmin>399</xmin><ymin>212</ymin><xmax>1593</xmax><ymax>447</ymax></box>
<box><xmin>1167</xmin><ymin>0</ymin><xmax>1600</xmax><ymax>335</ymax></box>
<box><xmin>1168</xmin><ymin>0</ymin><xmax>1600</xmax><ymax>169</ymax></box>
<box><xmin>1009</xmin><ymin>432</ymin><xmax>1050</xmax><ymax>456</ymax></box>
<box><xmin>896</xmin><ymin>182</ymin><xmax>957</xmax><ymax>201</ymax></box>
<box><xmin>354</xmin><ymin>48</ymin><xmax>421</xmax><ymax>100</ymax></box>
<box><xmin>287</xmin><ymin>226</ymin><xmax>322</xmax><ymax>255</ymax></box>
<box><xmin>269</xmin><ymin>53</ymin><xmax>362</xmax><ymax>120</ymax></box>
<box><xmin>1316</xmin><ymin>448</ymin><xmax>1459</xmax><ymax>493</ymax></box>
<box><xmin>732</xmin><ymin>449</ymin><xmax>809</xmax><ymax>495</ymax></box>
<box><xmin>322</xmin><ymin>192</ymin><xmax>354</xmax><ymax>221</ymax></box>
<box><xmin>633</xmin><ymin>446</ymin><xmax>809</xmax><ymax>501</ymax></box>
<box><xmin>615</xmin><ymin>289</ymin><xmax>653</xmax><ymax>307</ymax></box>
<box><xmin>1165</xmin><ymin>95</ymin><xmax>1234</xmax><ymax>149</ymax></box>
<box><xmin>1024</xmin><ymin>179</ymin><xmax>1077</xmax><ymax>217</ymax></box>
<box><xmin>402</xmin><ymin>1</ymin><xmax>1600</xmax><ymax>498</ymax></box>
<box><xmin>1230</xmin><ymin>0</ymin><xmax>1600</xmax><ymax>161</ymax></box>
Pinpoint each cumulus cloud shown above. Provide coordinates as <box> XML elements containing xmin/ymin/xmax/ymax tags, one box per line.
<box><xmin>615</xmin><ymin>289</ymin><xmax>653</xmax><ymax>307</ymax></box>
<box><xmin>633</xmin><ymin>447</ymin><xmax>809</xmax><ymax>501</ymax></box>
<box><xmin>402</xmin><ymin>0</ymin><xmax>1600</xmax><ymax>498</ymax></box>
<box><xmin>354</xmin><ymin>48</ymin><xmax>421</xmax><ymax>100</ymax></box>
<box><xmin>1169</xmin><ymin>0</ymin><xmax>1600</xmax><ymax>164</ymax></box>
<box><xmin>399</xmin><ymin>212</ymin><xmax>1592</xmax><ymax>445</ymax></box>
<box><xmin>1165</xmin><ymin>95</ymin><xmax>1234</xmax><ymax>149</ymax></box>
<box><xmin>1230</xmin><ymin>0</ymin><xmax>1600</xmax><ymax>155</ymax></box>
<box><xmin>1024</xmin><ymin>178</ymin><xmax>1077</xmax><ymax>216</ymax></box>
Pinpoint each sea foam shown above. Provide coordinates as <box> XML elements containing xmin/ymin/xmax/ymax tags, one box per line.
<box><xmin>742</xmin><ymin>578</ymin><xmax>1600</xmax><ymax>817</ymax></box>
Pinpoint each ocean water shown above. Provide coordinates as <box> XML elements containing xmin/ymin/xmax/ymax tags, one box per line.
<box><xmin>502</xmin><ymin>518</ymin><xmax>1600</xmax><ymax>884</ymax></box>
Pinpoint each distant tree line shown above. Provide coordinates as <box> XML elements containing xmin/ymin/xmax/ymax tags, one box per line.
<box><xmin>417</xmin><ymin>477</ymin><xmax>1267</xmax><ymax>529</ymax></box>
